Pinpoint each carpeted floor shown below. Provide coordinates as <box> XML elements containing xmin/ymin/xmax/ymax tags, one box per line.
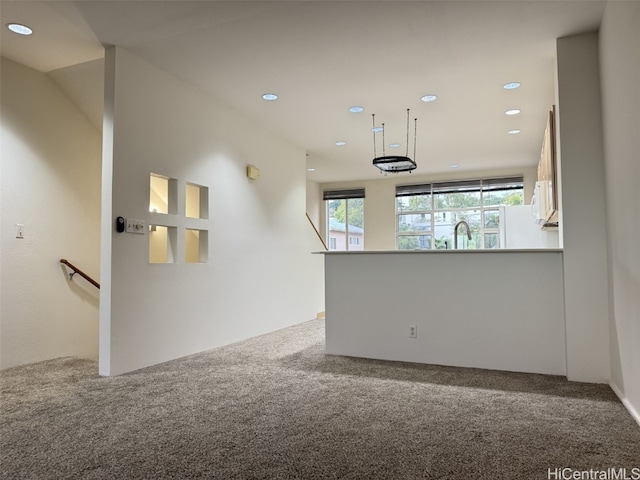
<box><xmin>1</xmin><ymin>319</ymin><xmax>638</xmax><ymax>479</ymax></box>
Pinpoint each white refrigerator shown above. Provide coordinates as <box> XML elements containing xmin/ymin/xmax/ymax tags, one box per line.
<box><xmin>499</xmin><ymin>205</ymin><xmax>559</xmax><ymax>249</ymax></box>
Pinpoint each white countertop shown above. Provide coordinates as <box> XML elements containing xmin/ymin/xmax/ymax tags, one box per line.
<box><xmin>314</xmin><ymin>249</ymin><xmax>563</xmax><ymax>254</ymax></box>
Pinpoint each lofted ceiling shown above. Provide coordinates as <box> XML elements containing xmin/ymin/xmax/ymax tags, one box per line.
<box><xmin>0</xmin><ymin>0</ymin><xmax>606</xmax><ymax>183</ymax></box>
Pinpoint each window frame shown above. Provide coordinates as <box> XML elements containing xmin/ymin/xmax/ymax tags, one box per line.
<box><xmin>396</xmin><ymin>177</ymin><xmax>523</xmax><ymax>250</ymax></box>
<box><xmin>324</xmin><ymin>189</ymin><xmax>365</xmax><ymax>251</ymax></box>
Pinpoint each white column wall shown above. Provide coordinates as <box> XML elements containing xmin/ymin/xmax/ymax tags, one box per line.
<box><xmin>599</xmin><ymin>1</ymin><xmax>640</xmax><ymax>423</ymax></box>
<box><xmin>0</xmin><ymin>58</ymin><xmax>101</xmax><ymax>368</ymax></box>
<box><xmin>101</xmin><ymin>48</ymin><xmax>324</xmax><ymax>375</ymax></box>
<box><xmin>555</xmin><ymin>33</ymin><xmax>610</xmax><ymax>383</ymax></box>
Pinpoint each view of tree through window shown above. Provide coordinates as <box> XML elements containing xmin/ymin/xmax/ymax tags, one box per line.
<box><xmin>396</xmin><ymin>178</ymin><xmax>523</xmax><ymax>250</ymax></box>
<box><xmin>324</xmin><ymin>189</ymin><xmax>365</xmax><ymax>251</ymax></box>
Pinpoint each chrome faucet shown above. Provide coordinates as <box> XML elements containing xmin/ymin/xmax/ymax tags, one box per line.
<box><xmin>454</xmin><ymin>221</ymin><xmax>472</xmax><ymax>249</ymax></box>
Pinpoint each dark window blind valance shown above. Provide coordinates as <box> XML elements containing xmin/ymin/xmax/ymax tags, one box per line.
<box><xmin>432</xmin><ymin>180</ymin><xmax>483</xmax><ymax>194</ymax></box>
<box><xmin>481</xmin><ymin>176</ymin><xmax>524</xmax><ymax>191</ymax></box>
<box><xmin>395</xmin><ymin>184</ymin><xmax>432</xmax><ymax>197</ymax></box>
<box><xmin>396</xmin><ymin>176</ymin><xmax>523</xmax><ymax>197</ymax></box>
<box><xmin>323</xmin><ymin>188</ymin><xmax>365</xmax><ymax>200</ymax></box>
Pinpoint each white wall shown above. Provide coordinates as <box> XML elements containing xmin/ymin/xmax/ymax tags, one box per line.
<box><xmin>599</xmin><ymin>1</ymin><xmax>640</xmax><ymax>423</ymax></box>
<box><xmin>324</xmin><ymin>251</ymin><xmax>566</xmax><ymax>376</ymax></box>
<box><xmin>320</xmin><ymin>166</ymin><xmax>538</xmax><ymax>250</ymax></box>
<box><xmin>555</xmin><ymin>32</ymin><xmax>610</xmax><ymax>383</ymax></box>
<box><xmin>101</xmin><ymin>47</ymin><xmax>324</xmax><ymax>375</ymax></box>
<box><xmin>0</xmin><ymin>58</ymin><xmax>101</xmax><ymax>368</ymax></box>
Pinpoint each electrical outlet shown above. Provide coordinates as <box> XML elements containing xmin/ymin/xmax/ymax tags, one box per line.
<box><xmin>15</xmin><ymin>224</ymin><xmax>24</xmax><ymax>239</ymax></box>
<box><xmin>126</xmin><ymin>219</ymin><xmax>146</xmax><ymax>234</ymax></box>
<box><xmin>409</xmin><ymin>325</ymin><xmax>417</xmax><ymax>338</ymax></box>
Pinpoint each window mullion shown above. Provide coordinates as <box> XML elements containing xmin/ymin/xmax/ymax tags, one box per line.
<box><xmin>429</xmin><ymin>188</ymin><xmax>434</xmax><ymax>249</ymax></box>
<box><xmin>345</xmin><ymin>200</ymin><xmax>350</xmax><ymax>251</ymax></box>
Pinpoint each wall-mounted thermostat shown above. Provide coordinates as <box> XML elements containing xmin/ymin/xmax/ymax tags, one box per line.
<box><xmin>247</xmin><ymin>164</ymin><xmax>260</xmax><ymax>180</ymax></box>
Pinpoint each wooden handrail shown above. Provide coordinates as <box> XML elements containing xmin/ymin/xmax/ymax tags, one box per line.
<box><xmin>306</xmin><ymin>213</ymin><xmax>328</xmax><ymax>251</ymax></box>
<box><xmin>60</xmin><ymin>259</ymin><xmax>100</xmax><ymax>289</ymax></box>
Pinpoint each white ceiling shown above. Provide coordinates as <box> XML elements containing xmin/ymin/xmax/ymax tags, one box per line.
<box><xmin>0</xmin><ymin>0</ymin><xmax>606</xmax><ymax>183</ymax></box>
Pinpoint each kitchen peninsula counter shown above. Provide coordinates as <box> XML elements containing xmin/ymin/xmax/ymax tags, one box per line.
<box><xmin>316</xmin><ymin>248</ymin><xmax>563</xmax><ymax>254</ymax></box>
<box><xmin>316</xmin><ymin>249</ymin><xmax>566</xmax><ymax>376</ymax></box>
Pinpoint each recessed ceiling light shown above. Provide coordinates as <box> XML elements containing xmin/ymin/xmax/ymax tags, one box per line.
<box><xmin>349</xmin><ymin>106</ymin><xmax>364</xmax><ymax>113</ymax></box>
<box><xmin>335</xmin><ymin>141</ymin><xmax>346</xmax><ymax>146</ymax></box>
<box><xmin>421</xmin><ymin>94</ymin><xmax>438</xmax><ymax>102</ymax></box>
<box><xmin>261</xmin><ymin>93</ymin><xmax>278</xmax><ymax>101</ymax></box>
<box><xmin>389</xmin><ymin>143</ymin><xmax>401</xmax><ymax>148</ymax></box>
<box><xmin>449</xmin><ymin>163</ymin><xmax>460</xmax><ymax>169</ymax></box>
<box><xmin>503</xmin><ymin>82</ymin><xmax>521</xmax><ymax>90</ymax></box>
<box><xmin>7</xmin><ymin>23</ymin><xmax>33</xmax><ymax>35</ymax></box>
<box><xmin>505</xmin><ymin>109</ymin><xmax>521</xmax><ymax>115</ymax></box>
<box><xmin>307</xmin><ymin>168</ymin><xmax>316</xmax><ymax>172</ymax></box>
<box><xmin>508</xmin><ymin>129</ymin><xmax>521</xmax><ymax>135</ymax></box>
<box><xmin>372</xmin><ymin>127</ymin><xmax>383</xmax><ymax>133</ymax></box>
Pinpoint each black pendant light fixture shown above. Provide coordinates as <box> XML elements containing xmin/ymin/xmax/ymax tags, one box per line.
<box><xmin>372</xmin><ymin>109</ymin><xmax>417</xmax><ymax>174</ymax></box>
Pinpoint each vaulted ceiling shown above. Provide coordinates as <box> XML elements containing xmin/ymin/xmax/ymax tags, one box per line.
<box><xmin>1</xmin><ymin>1</ymin><xmax>606</xmax><ymax>182</ymax></box>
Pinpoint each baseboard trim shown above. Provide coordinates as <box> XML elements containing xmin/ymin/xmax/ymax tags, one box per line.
<box><xmin>609</xmin><ymin>381</ymin><xmax>640</xmax><ymax>427</ymax></box>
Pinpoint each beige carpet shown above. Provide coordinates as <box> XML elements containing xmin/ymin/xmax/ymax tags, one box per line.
<box><xmin>1</xmin><ymin>319</ymin><xmax>639</xmax><ymax>479</ymax></box>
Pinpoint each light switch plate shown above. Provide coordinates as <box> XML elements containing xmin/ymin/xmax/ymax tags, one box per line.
<box><xmin>16</xmin><ymin>224</ymin><xmax>24</xmax><ymax>239</ymax></box>
<box><xmin>126</xmin><ymin>219</ymin><xmax>146</xmax><ymax>234</ymax></box>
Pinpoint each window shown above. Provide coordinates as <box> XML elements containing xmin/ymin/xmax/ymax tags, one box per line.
<box><xmin>396</xmin><ymin>177</ymin><xmax>523</xmax><ymax>250</ymax></box>
<box><xmin>324</xmin><ymin>189</ymin><xmax>365</xmax><ymax>251</ymax></box>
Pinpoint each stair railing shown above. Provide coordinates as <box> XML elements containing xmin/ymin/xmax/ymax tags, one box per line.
<box><xmin>306</xmin><ymin>213</ymin><xmax>328</xmax><ymax>251</ymax></box>
<box><xmin>60</xmin><ymin>259</ymin><xmax>100</xmax><ymax>289</ymax></box>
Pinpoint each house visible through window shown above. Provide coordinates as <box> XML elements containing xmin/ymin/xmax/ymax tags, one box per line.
<box><xmin>324</xmin><ymin>189</ymin><xmax>365</xmax><ymax>251</ymax></box>
<box><xmin>396</xmin><ymin>177</ymin><xmax>523</xmax><ymax>250</ymax></box>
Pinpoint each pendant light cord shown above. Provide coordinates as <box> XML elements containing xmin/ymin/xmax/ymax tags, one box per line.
<box><xmin>382</xmin><ymin>123</ymin><xmax>386</xmax><ymax>156</ymax></box>
<box><xmin>373</xmin><ymin>110</ymin><xmax>417</xmax><ymax>162</ymax></box>
<box><xmin>406</xmin><ymin>109</ymin><xmax>410</xmax><ymax>157</ymax></box>
<box><xmin>413</xmin><ymin>117</ymin><xmax>418</xmax><ymax>161</ymax></box>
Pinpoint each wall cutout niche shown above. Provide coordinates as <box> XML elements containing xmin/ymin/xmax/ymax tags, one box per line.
<box><xmin>148</xmin><ymin>173</ymin><xmax>209</xmax><ymax>264</ymax></box>
<box><xmin>185</xmin><ymin>182</ymin><xmax>209</xmax><ymax>219</ymax></box>
<box><xmin>149</xmin><ymin>174</ymin><xmax>177</xmax><ymax>214</ymax></box>
<box><xmin>185</xmin><ymin>182</ymin><xmax>209</xmax><ymax>263</ymax></box>
<box><xmin>149</xmin><ymin>173</ymin><xmax>178</xmax><ymax>264</ymax></box>
<box><xmin>185</xmin><ymin>229</ymin><xmax>208</xmax><ymax>263</ymax></box>
<box><xmin>149</xmin><ymin>226</ymin><xmax>177</xmax><ymax>264</ymax></box>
